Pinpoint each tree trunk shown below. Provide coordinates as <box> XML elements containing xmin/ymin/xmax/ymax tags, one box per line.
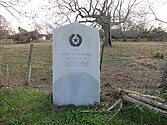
<box><xmin>100</xmin><ymin>24</ymin><xmax>112</xmax><ymax>70</ymax></box>
<box><xmin>102</xmin><ymin>24</ymin><xmax>112</xmax><ymax>47</ymax></box>
<box><xmin>159</xmin><ymin>62</ymin><xmax>167</xmax><ymax>90</ymax></box>
<box><xmin>120</xmin><ymin>27</ymin><xmax>126</xmax><ymax>42</ymax></box>
<box><xmin>100</xmin><ymin>29</ymin><xmax>107</xmax><ymax>71</ymax></box>
<box><xmin>100</xmin><ymin>43</ymin><xmax>105</xmax><ymax>70</ymax></box>
<box><xmin>108</xmin><ymin>25</ymin><xmax>112</xmax><ymax>47</ymax></box>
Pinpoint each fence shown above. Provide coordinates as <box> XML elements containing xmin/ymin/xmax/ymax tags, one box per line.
<box><xmin>0</xmin><ymin>40</ymin><xmax>167</xmax><ymax>92</ymax></box>
<box><xmin>0</xmin><ymin>41</ymin><xmax>52</xmax><ymax>89</ymax></box>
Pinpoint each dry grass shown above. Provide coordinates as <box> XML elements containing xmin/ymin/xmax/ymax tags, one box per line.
<box><xmin>0</xmin><ymin>41</ymin><xmax>167</xmax><ymax>92</ymax></box>
<box><xmin>101</xmin><ymin>42</ymin><xmax>167</xmax><ymax>92</ymax></box>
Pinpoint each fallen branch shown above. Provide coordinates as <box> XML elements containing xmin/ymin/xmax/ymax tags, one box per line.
<box><xmin>107</xmin><ymin>98</ymin><xmax>123</xmax><ymax>111</ymax></box>
<box><xmin>122</xmin><ymin>94</ymin><xmax>167</xmax><ymax>115</ymax></box>
<box><xmin>119</xmin><ymin>89</ymin><xmax>165</xmax><ymax>102</ymax></box>
<box><xmin>107</xmin><ymin>89</ymin><xmax>167</xmax><ymax>116</ymax></box>
<box><xmin>110</xmin><ymin>102</ymin><xmax>123</xmax><ymax>119</ymax></box>
<box><xmin>128</xmin><ymin>93</ymin><xmax>167</xmax><ymax>111</ymax></box>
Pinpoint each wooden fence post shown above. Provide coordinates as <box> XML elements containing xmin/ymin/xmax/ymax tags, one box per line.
<box><xmin>159</xmin><ymin>62</ymin><xmax>167</xmax><ymax>90</ymax></box>
<box><xmin>0</xmin><ymin>44</ymin><xmax>3</xmax><ymax>87</ymax></box>
<box><xmin>6</xmin><ymin>64</ymin><xmax>10</xmax><ymax>86</ymax></box>
<box><xmin>0</xmin><ymin>64</ymin><xmax>3</xmax><ymax>87</ymax></box>
<box><xmin>25</xmin><ymin>43</ymin><xmax>34</xmax><ymax>86</ymax></box>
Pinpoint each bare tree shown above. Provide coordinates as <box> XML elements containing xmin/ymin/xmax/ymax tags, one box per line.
<box><xmin>0</xmin><ymin>15</ymin><xmax>14</xmax><ymax>39</ymax></box>
<box><xmin>53</xmin><ymin>0</ymin><xmax>140</xmax><ymax>45</ymax></box>
<box><xmin>119</xmin><ymin>19</ymin><xmax>132</xmax><ymax>42</ymax></box>
<box><xmin>49</xmin><ymin>0</ymin><xmax>141</xmax><ymax>69</ymax></box>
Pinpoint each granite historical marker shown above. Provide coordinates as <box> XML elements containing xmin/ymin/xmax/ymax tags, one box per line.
<box><xmin>52</xmin><ymin>22</ymin><xmax>100</xmax><ymax>106</ymax></box>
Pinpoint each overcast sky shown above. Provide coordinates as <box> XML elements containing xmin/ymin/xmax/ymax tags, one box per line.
<box><xmin>1</xmin><ymin>0</ymin><xmax>167</xmax><ymax>33</ymax></box>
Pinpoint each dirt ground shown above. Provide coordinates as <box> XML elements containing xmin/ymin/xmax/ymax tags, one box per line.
<box><xmin>0</xmin><ymin>41</ymin><xmax>167</xmax><ymax>92</ymax></box>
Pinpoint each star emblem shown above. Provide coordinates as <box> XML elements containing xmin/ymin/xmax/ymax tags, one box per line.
<box><xmin>72</xmin><ymin>34</ymin><xmax>79</xmax><ymax>45</ymax></box>
<box><xmin>69</xmin><ymin>34</ymin><xmax>82</xmax><ymax>47</ymax></box>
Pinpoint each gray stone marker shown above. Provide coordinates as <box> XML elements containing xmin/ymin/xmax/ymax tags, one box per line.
<box><xmin>52</xmin><ymin>22</ymin><xmax>100</xmax><ymax>106</ymax></box>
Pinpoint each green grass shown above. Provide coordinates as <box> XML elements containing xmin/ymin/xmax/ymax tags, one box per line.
<box><xmin>1</xmin><ymin>41</ymin><xmax>167</xmax><ymax>124</ymax></box>
<box><xmin>1</xmin><ymin>88</ymin><xmax>167</xmax><ymax>125</ymax></box>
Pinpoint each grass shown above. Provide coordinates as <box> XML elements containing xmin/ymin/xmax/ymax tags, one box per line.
<box><xmin>1</xmin><ymin>87</ymin><xmax>167</xmax><ymax>125</ymax></box>
<box><xmin>1</xmin><ymin>41</ymin><xmax>52</xmax><ymax>87</ymax></box>
<box><xmin>101</xmin><ymin>42</ymin><xmax>167</xmax><ymax>91</ymax></box>
<box><xmin>1</xmin><ymin>40</ymin><xmax>167</xmax><ymax>124</ymax></box>
<box><xmin>1</xmin><ymin>40</ymin><xmax>166</xmax><ymax>88</ymax></box>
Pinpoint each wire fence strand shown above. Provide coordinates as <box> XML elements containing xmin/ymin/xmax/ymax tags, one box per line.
<box><xmin>0</xmin><ymin>41</ymin><xmax>167</xmax><ymax>91</ymax></box>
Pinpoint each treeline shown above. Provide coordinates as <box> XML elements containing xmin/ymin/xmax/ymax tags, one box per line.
<box><xmin>110</xmin><ymin>27</ymin><xmax>167</xmax><ymax>42</ymax></box>
<box><xmin>0</xmin><ymin>15</ymin><xmax>52</xmax><ymax>43</ymax></box>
